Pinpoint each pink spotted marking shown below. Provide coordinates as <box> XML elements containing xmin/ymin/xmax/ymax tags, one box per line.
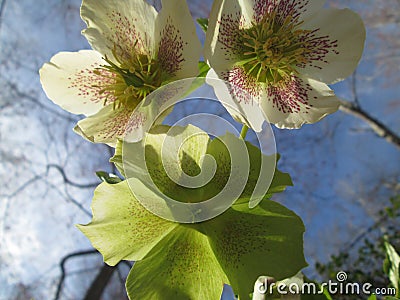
<box><xmin>253</xmin><ymin>0</ymin><xmax>310</xmax><ymax>23</ymax></box>
<box><xmin>225</xmin><ymin>69</ymin><xmax>316</xmax><ymax>115</ymax></box>
<box><xmin>126</xmin><ymin>112</ymin><xmax>147</xmax><ymax>134</ymax></box>
<box><xmin>216</xmin><ymin>0</ymin><xmax>339</xmax><ymax>70</ymax></box>
<box><xmin>266</xmin><ymin>76</ymin><xmax>314</xmax><ymax>114</ymax></box>
<box><xmin>68</xmin><ymin>64</ymin><xmax>116</xmax><ymax>105</ymax></box>
<box><xmin>106</xmin><ymin>11</ymin><xmax>149</xmax><ymax>60</ymax></box>
<box><xmin>216</xmin><ymin>9</ymin><xmax>246</xmax><ymax>60</ymax></box>
<box><xmin>223</xmin><ymin>66</ymin><xmax>261</xmax><ymax>105</ymax></box>
<box><xmin>99</xmin><ymin>110</ymin><xmax>147</xmax><ymax>141</ymax></box>
<box><xmin>298</xmin><ymin>30</ymin><xmax>339</xmax><ymax>70</ymax></box>
<box><xmin>158</xmin><ymin>16</ymin><xmax>186</xmax><ymax>75</ymax></box>
<box><xmin>155</xmin><ymin>83</ymin><xmax>187</xmax><ymax>106</ymax></box>
<box><xmin>253</xmin><ymin>0</ymin><xmax>339</xmax><ymax>70</ymax></box>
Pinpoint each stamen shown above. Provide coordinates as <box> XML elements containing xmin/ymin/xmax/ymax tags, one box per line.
<box><xmin>92</xmin><ymin>46</ymin><xmax>169</xmax><ymax>110</ymax></box>
<box><xmin>239</xmin><ymin>11</ymin><xmax>312</xmax><ymax>86</ymax></box>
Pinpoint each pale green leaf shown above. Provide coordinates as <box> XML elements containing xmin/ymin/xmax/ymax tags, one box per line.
<box><xmin>198</xmin><ymin>61</ymin><xmax>210</xmax><ymax>77</ymax></box>
<box><xmin>96</xmin><ymin>171</ymin><xmax>121</xmax><ymax>184</ymax></box>
<box><xmin>109</xmin><ymin>139</ymin><xmax>125</xmax><ymax>177</ymax></box>
<box><xmin>197</xmin><ymin>18</ymin><xmax>208</xmax><ymax>32</ymax></box>
<box><xmin>77</xmin><ymin>181</ymin><xmax>177</xmax><ymax>265</ymax></box>
<box><xmin>80</xmin><ymin>179</ymin><xmax>306</xmax><ymax>299</ymax></box>
<box><xmin>202</xmin><ymin>200</ymin><xmax>307</xmax><ymax>300</ymax></box>
<box><xmin>111</xmin><ymin>126</ymin><xmax>292</xmax><ymax>207</ymax></box>
<box><xmin>126</xmin><ymin>226</ymin><xmax>228</xmax><ymax>300</ymax></box>
<box><xmin>384</xmin><ymin>241</ymin><xmax>400</xmax><ymax>293</ymax></box>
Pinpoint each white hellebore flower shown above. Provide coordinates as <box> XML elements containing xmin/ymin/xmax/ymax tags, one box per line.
<box><xmin>40</xmin><ymin>0</ymin><xmax>201</xmax><ymax>145</ymax></box>
<box><xmin>205</xmin><ymin>0</ymin><xmax>365</xmax><ymax>130</ymax></box>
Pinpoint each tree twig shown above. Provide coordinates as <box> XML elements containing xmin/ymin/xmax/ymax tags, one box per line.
<box><xmin>0</xmin><ymin>0</ymin><xmax>6</xmax><ymax>33</ymax></box>
<box><xmin>339</xmin><ymin>100</ymin><xmax>400</xmax><ymax>149</ymax></box>
<box><xmin>83</xmin><ymin>264</ymin><xmax>116</xmax><ymax>300</ymax></box>
<box><xmin>54</xmin><ymin>250</ymin><xmax>99</xmax><ymax>300</ymax></box>
<box><xmin>46</xmin><ymin>164</ymin><xmax>99</xmax><ymax>189</ymax></box>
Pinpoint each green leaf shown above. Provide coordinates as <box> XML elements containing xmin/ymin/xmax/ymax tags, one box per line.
<box><xmin>197</xmin><ymin>18</ymin><xmax>208</xmax><ymax>32</ymax></box>
<box><xmin>109</xmin><ymin>140</ymin><xmax>125</xmax><ymax>177</ymax></box>
<box><xmin>228</xmin><ymin>140</ymin><xmax>292</xmax><ymax>207</ymax></box>
<box><xmin>198</xmin><ymin>61</ymin><xmax>210</xmax><ymax>78</ymax></box>
<box><xmin>202</xmin><ymin>200</ymin><xmax>307</xmax><ymax>300</ymax></box>
<box><xmin>128</xmin><ymin>125</ymin><xmax>211</xmax><ymax>203</ymax></box>
<box><xmin>92</xmin><ymin>126</ymin><xmax>302</xmax><ymax>298</ymax></box>
<box><xmin>111</xmin><ymin>125</ymin><xmax>292</xmax><ymax>208</ymax></box>
<box><xmin>80</xmin><ymin>180</ymin><xmax>306</xmax><ymax>300</ymax></box>
<box><xmin>263</xmin><ymin>168</ymin><xmax>293</xmax><ymax>201</ymax></box>
<box><xmin>384</xmin><ymin>241</ymin><xmax>400</xmax><ymax>293</ymax></box>
<box><xmin>367</xmin><ymin>295</ymin><xmax>377</xmax><ymax>300</ymax></box>
<box><xmin>77</xmin><ymin>181</ymin><xmax>178</xmax><ymax>265</ymax></box>
<box><xmin>95</xmin><ymin>171</ymin><xmax>121</xmax><ymax>184</ymax></box>
<box><xmin>126</xmin><ymin>226</ymin><xmax>228</xmax><ymax>300</ymax></box>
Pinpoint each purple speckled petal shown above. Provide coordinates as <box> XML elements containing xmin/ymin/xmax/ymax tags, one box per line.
<box><xmin>39</xmin><ymin>50</ymin><xmax>115</xmax><ymax>116</ymax></box>
<box><xmin>81</xmin><ymin>0</ymin><xmax>157</xmax><ymax>61</ymax></box>
<box><xmin>155</xmin><ymin>0</ymin><xmax>201</xmax><ymax>79</ymax></box>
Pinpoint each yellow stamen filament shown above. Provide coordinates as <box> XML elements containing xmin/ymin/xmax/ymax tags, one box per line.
<box><xmin>93</xmin><ymin>44</ymin><xmax>169</xmax><ymax>110</ymax></box>
<box><xmin>239</xmin><ymin>12</ymin><xmax>312</xmax><ymax>86</ymax></box>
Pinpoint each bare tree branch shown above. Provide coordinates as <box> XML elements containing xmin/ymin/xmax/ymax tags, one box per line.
<box><xmin>0</xmin><ymin>174</ymin><xmax>42</xmax><ymax>198</ymax></box>
<box><xmin>341</xmin><ymin>213</ymin><xmax>387</xmax><ymax>253</ymax></box>
<box><xmin>46</xmin><ymin>164</ymin><xmax>99</xmax><ymax>189</ymax></box>
<box><xmin>54</xmin><ymin>250</ymin><xmax>99</xmax><ymax>300</ymax></box>
<box><xmin>42</xmin><ymin>178</ymin><xmax>92</xmax><ymax>217</ymax></box>
<box><xmin>339</xmin><ymin>100</ymin><xmax>400</xmax><ymax>149</ymax></box>
<box><xmin>54</xmin><ymin>250</ymin><xmax>129</xmax><ymax>300</ymax></box>
<box><xmin>0</xmin><ymin>0</ymin><xmax>6</xmax><ymax>32</ymax></box>
<box><xmin>83</xmin><ymin>264</ymin><xmax>116</xmax><ymax>300</ymax></box>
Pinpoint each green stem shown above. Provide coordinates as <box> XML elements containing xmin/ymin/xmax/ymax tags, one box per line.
<box><xmin>240</xmin><ymin>125</ymin><xmax>249</xmax><ymax>140</ymax></box>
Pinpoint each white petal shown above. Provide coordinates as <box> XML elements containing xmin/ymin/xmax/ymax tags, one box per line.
<box><xmin>205</xmin><ymin>0</ymin><xmax>326</xmax><ymax>73</ymax></box>
<box><xmin>237</xmin><ymin>0</ymin><xmax>256</xmax><ymax>23</ymax></box>
<box><xmin>81</xmin><ymin>0</ymin><xmax>157</xmax><ymax>60</ymax></box>
<box><xmin>154</xmin><ymin>0</ymin><xmax>201</xmax><ymax>79</ymax></box>
<box><xmin>259</xmin><ymin>75</ymin><xmax>340</xmax><ymax>129</ymax></box>
<box><xmin>297</xmin><ymin>0</ymin><xmax>326</xmax><ymax>21</ymax></box>
<box><xmin>252</xmin><ymin>0</ymin><xmax>326</xmax><ymax>23</ymax></box>
<box><xmin>205</xmin><ymin>0</ymin><xmax>249</xmax><ymax>71</ymax></box>
<box><xmin>124</xmin><ymin>79</ymin><xmax>195</xmax><ymax>142</ymax></box>
<box><xmin>207</xmin><ymin>68</ymin><xmax>265</xmax><ymax>132</ymax></box>
<box><xmin>39</xmin><ymin>50</ymin><xmax>113</xmax><ymax>116</ymax></box>
<box><xmin>74</xmin><ymin>105</ymin><xmax>145</xmax><ymax>146</ymax></box>
<box><xmin>252</xmin><ymin>0</ymin><xmax>326</xmax><ymax>22</ymax></box>
<box><xmin>298</xmin><ymin>8</ymin><xmax>366</xmax><ymax>84</ymax></box>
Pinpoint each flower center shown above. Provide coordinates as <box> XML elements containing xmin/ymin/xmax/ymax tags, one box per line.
<box><xmin>239</xmin><ymin>12</ymin><xmax>311</xmax><ymax>86</ymax></box>
<box><xmin>94</xmin><ymin>48</ymin><xmax>169</xmax><ymax>110</ymax></box>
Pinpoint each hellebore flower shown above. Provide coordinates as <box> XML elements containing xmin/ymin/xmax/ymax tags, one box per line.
<box><xmin>78</xmin><ymin>125</ymin><xmax>305</xmax><ymax>300</ymax></box>
<box><xmin>39</xmin><ymin>0</ymin><xmax>201</xmax><ymax>145</ymax></box>
<box><xmin>204</xmin><ymin>0</ymin><xmax>365</xmax><ymax>129</ymax></box>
